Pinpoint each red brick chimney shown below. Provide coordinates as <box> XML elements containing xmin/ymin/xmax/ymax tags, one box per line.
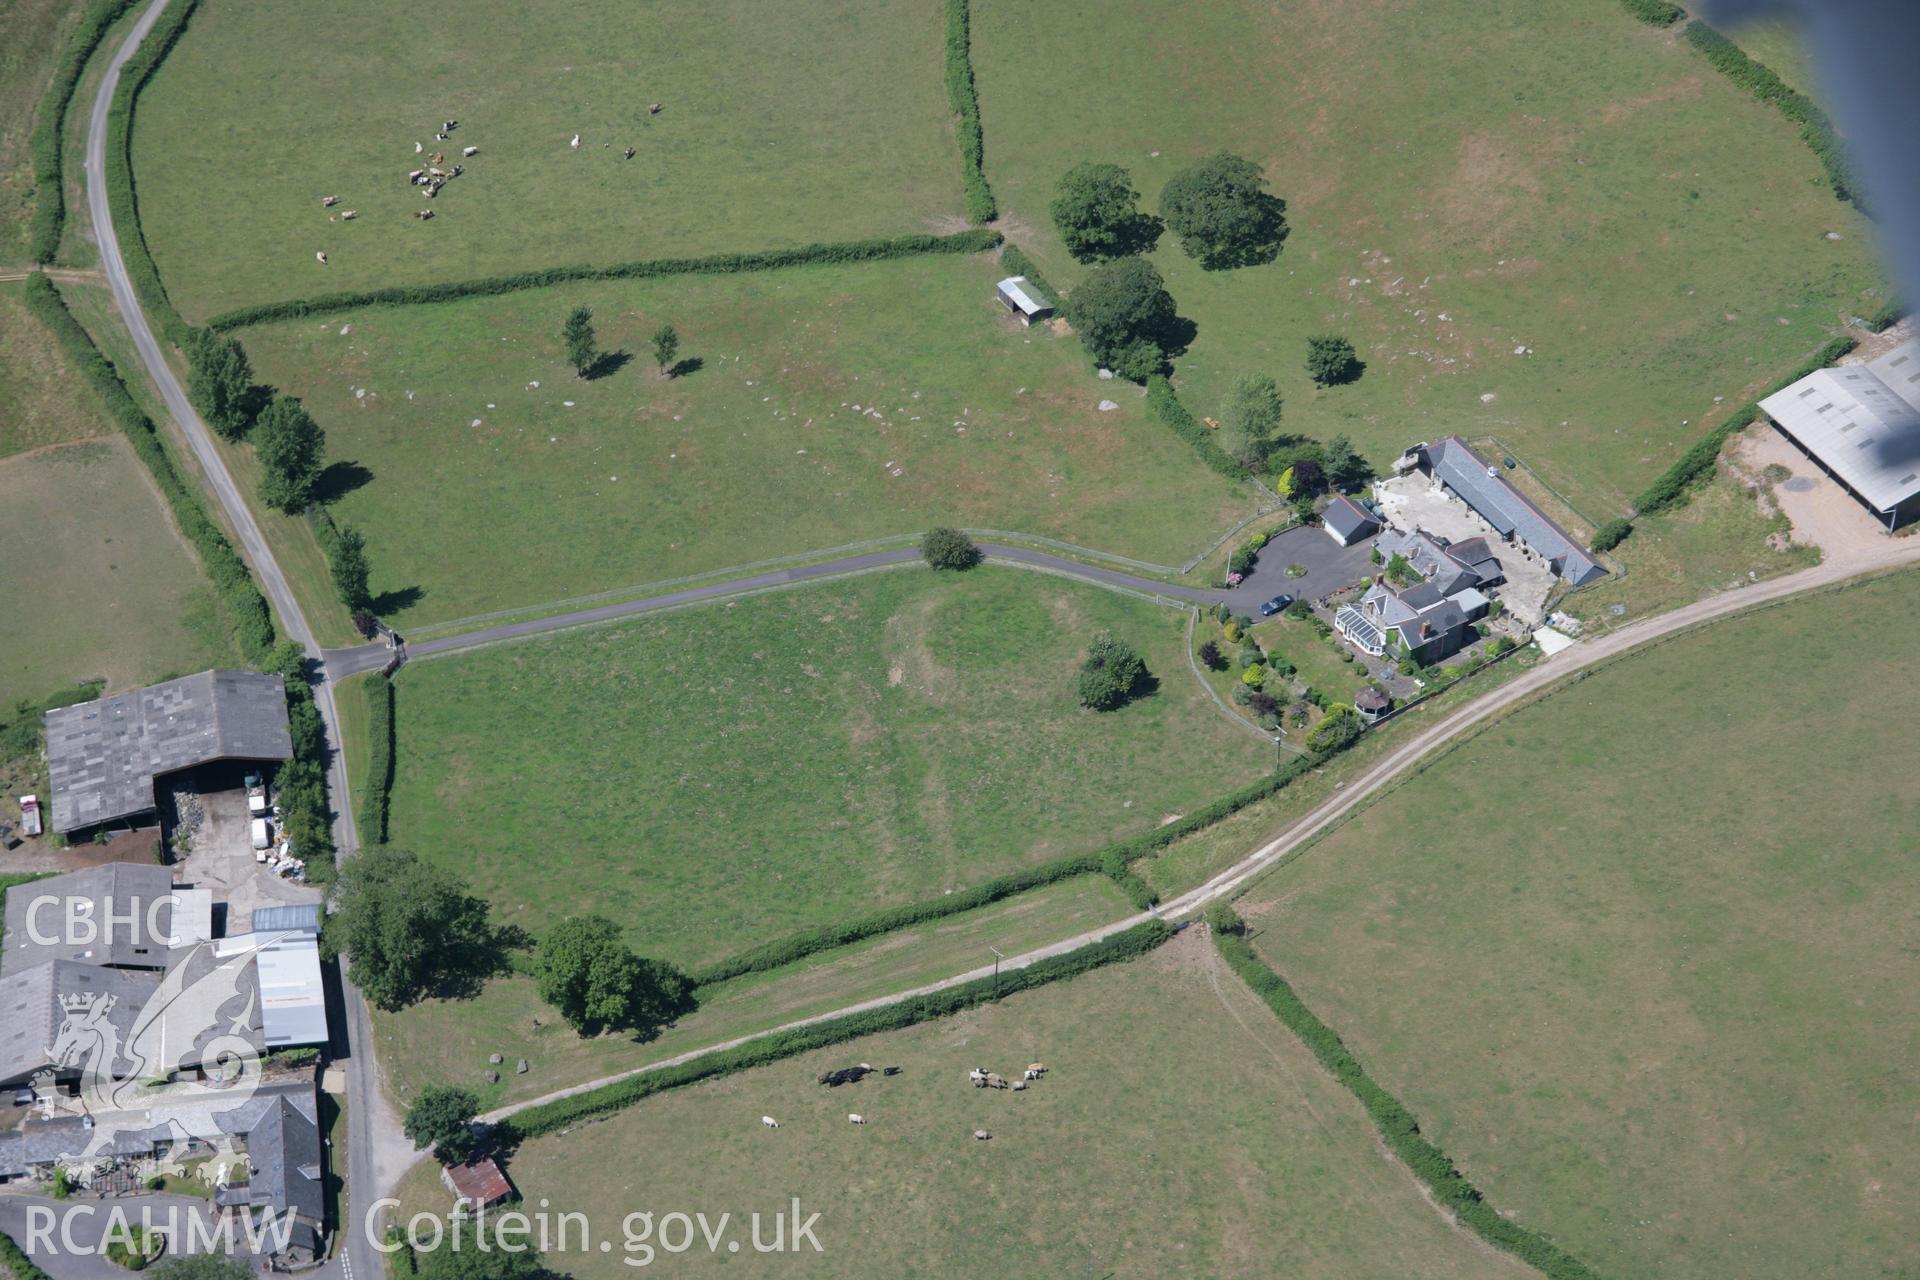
<box><xmin>1420</xmin><ymin>620</ymin><xmax>1432</xmax><ymax>639</ymax></box>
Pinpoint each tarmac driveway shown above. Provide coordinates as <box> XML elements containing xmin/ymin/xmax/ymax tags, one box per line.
<box><xmin>1225</xmin><ymin>524</ymin><xmax>1377</xmax><ymax>614</ymax></box>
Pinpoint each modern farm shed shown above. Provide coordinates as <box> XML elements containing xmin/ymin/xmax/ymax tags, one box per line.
<box><xmin>1760</xmin><ymin>339</ymin><xmax>1920</xmax><ymax>530</ymax></box>
<box><xmin>996</xmin><ymin>276</ymin><xmax>1053</xmax><ymax>324</ymax></box>
<box><xmin>43</xmin><ymin>670</ymin><xmax>292</xmax><ymax>834</ymax></box>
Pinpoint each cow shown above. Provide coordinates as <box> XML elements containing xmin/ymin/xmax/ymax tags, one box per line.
<box><xmin>847</xmin><ymin>1114</ymin><xmax>865</xmax><ymax>1125</ymax></box>
<box><xmin>408</xmin><ymin>169</ymin><xmax>423</xmax><ymax>184</ymax></box>
<box><xmin>463</xmin><ymin>146</ymin><xmax>479</xmax><ymax>157</ymax></box>
<box><xmin>882</xmin><ymin>1066</ymin><xmax>901</xmax><ymax>1077</ymax></box>
<box><xmin>414</xmin><ymin>210</ymin><xmax>434</xmax><ymax>220</ymax></box>
<box><xmin>570</xmin><ymin>134</ymin><xmax>580</xmax><ymax>150</ymax></box>
<box><xmin>415</xmin><ymin>141</ymin><xmax>423</xmax><ymax>154</ymax></box>
<box><xmin>761</xmin><ymin>1116</ymin><xmax>779</xmax><ymax>1129</ymax></box>
<box><xmin>1012</xmin><ymin>1081</ymin><xmax>1027</xmax><ymax>1092</ymax></box>
<box><xmin>623</xmin><ymin>146</ymin><xmax>635</xmax><ymax>160</ymax></box>
<box><xmin>984</xmin><ymin>1073</ymin><xmax>1008</xmax><ymax>1090</ymax></box>
<box><xmin>973</xmin><ymin>1130</ymin><xmax>990</xmax><ymax>1141</ymax></box>
<box><xmin>315</xmin><ymin>251</ymin><xmax>328</xmax><ymax>264</ymax></box>
<box><xmin>649</xmin><ymin>103</ymin><xmax>663</xmax><ymax>114</ymax></box>
<box><xmin>435</xmin><ymin>131</ymin><xmax>449</xmax><ymax>141</ymax></box>
<box><xmin>340</xmin><ymin>210</ymin><xmax>357</xmax><ymax>220</ymax></box>
<box><xmin>443</xmin><ymin>120</ymin><xmax>458</xmax><ymax>131</ymax></box>
<box><xmin>1026</xmin><ymin>1063</ymin><xmax>1047</xmax><ymax>1077</ymax></box>
<box><xmin>321</xmin><ymin>195</ymin><xmax>339</xmax><ymax>207</ymax></box>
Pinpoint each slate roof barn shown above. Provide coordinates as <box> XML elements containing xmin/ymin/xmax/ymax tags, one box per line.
<box><xmin>1759</xmin><ymin>339</ymin><xmax>1920</xmax><ymax>530</ymax></box>
<box><xmin>44</xmin><ymin>671</ymin><xmax>293</xmax><ymax>834</ymax></box>
<box><xmin>1405</xmin><ymin>437</ymin><xmax>1607</xmax><ymax>586</ymax></box>
<box><xmin>0</xmin><ymin>960</ymin><xmax>161</xmax><ymax>1088</ymax></box>
<box><xmin>3</xmin><ymin>863</ymin><xmax>179</xmax><ymax>973</ymax></box>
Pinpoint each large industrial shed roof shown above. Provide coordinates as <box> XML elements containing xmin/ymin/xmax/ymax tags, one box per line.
<box><xmin>43</xmin><ymin>671</ymin><xmax>292</xmax><ymax>833</ymax></box>
<box><xmin>1760</xmin><ymin>340</ymin><xmax>1920</xmax><ymax>514</ymax></box>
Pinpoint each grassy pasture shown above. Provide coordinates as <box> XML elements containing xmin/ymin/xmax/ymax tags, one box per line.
<box><xmin>1235</xmin><ymin>571</ymin><xmax>1920</xmax><ymax>1280</ymax></box>
<box><xmin>0</xmin><ymin>282</ymin><xmax>116</xmax><ymax>459</ymax></box>
<box><xmin>972</xmin><ymin>0</ymin><xmax>1885</xmax><ymax>518</ymax></box>
<box><xmin>386</xmin><ymin>567</ymin><xmax>1270</xmax><ymax>969</ymax></box>
<box><xmin>231</xmin><ymin>253</ymin><xmax>1258</xmax><ymax>630</ymax></box>
<box><xmin>373</xmin><ymin>873</ymin><xmax>1132</xmax><ymax>1109</ymax></box>
<box><xmin>443</xmin><ymin>931</ymin><xmax>1537</xmax><ymax>1279</ymax></box>
<box><xmin>0</xmin><ymin>436</ymin><xmax>236</xmax><ymax>708</ymax></box>
<box><xmin>131</xmin><ymin>0</ymin><xmax>963</xmax><ymax>321</ymax></box>
<box><xmin>0</xmin><ymin>0</ymin><xmax>78</xmax><ymax>266</ymax></box>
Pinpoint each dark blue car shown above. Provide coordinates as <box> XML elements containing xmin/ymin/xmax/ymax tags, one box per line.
<box><xmin>1259</xmin><ymin>594</ymin><xmax>1293</xmax><ymax>617</ymax></box>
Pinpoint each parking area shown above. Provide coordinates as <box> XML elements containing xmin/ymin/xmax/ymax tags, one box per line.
<box><xmin>171</xmin><ymin>781</ymin><xmax>320</xmax><ymax>926</ymax></box>
<box><xmin>1225</xmin><ymin>523</ymin><xmax>1379</xmax><ymax>613</ymax></box>
<box><xmin>1371</xmin><ymin>473</ymin><xmax>1557</xmax><ymax>624</ymax></box>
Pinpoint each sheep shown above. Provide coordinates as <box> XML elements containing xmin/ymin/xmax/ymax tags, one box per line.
<box><xmin>315</xmin><ymin>251</ymin><xmax>328</xmax><ymax>265</ymax></box>
<box><xmin>761</xmin><ymin>1116</ymin><xmax>779</xmax><ymax>1129</ymax></box>
<box><xmin>847</xmin><ymin>1114</ymin><xmax>865</xmax><ymax>1125</ymax></box>
<box><xmin>321</xmin><ymin>195</ymin><xmax>339</xmax><ymax>208</ymax></box>
<box><xmin>463</xmin><ymin>146</ymin><xmax>478</xmax><ymax>157</ymax></box>
<box><xmin>570</xmin><ymin>134</ymin><xmax>580</xmax><ymax>150</ymax></box>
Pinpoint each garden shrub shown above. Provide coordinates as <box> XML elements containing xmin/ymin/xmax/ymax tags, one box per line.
<box><xmin>1634</xmin><ymin>336</ymin><xmax>1855</xmax><ymax>515</ymax></box>
<box><xmin>22</xmin><ymin>276</ymin><xmax>276</xmax><ymax>663</ymax></box>
<box><xmin>921</xmin><ymin>526</ymin><xmax>982</xmax><ymax>570</ymax></box>
<box><xmin>207</xmin><ymin>231</ymin><xmax>1003</xmax><ymax>330</ymax></box>
<box><xmin>1863</xmin><ymin>299</ymin><xmax>1905</xmax><ymax>332</ymax></box>
<box><xmin>1683</xmin><ymin>22</ymin><xmax>1858</xmax><ymax>207</ymax></box>
<box><xmin>943</xmin><ymin>0</ymin><xmax>997</xmax><ymax>223</ymax></box>
<box><xmin>508</xmin><ymin>922</ymin><xmax>1174</xmax><ymax>1138</ymax></box>
<box><xmin>1213</xmin><ymin>933</ymin><xmax>1608</xmax><ymax>1280</ymax></box>
<box><xmin>27</xmin><ymin>0</ymin><xmax>141</xmax><ymax>263</ymax></box>
<box><xmin>1203</xmin><ymin>902</ymin><xmax>1243</xmax><ymax>936</ymax></box>
<box><xmin>1589</xmin><ymin>518</ymin><xmax>1632</xmax><ymax>552</ymax></box>
<box><xmin>1144</xmin><ymin>375</ymin><xmax>1252</xmax><ymax>482</ymax></box>
<box><xmin>1241</xmin><ymin>663</ymin><xmax>1266</xmax><ymax>688</ymax></box>
<box><xmin>1305</xmin><ymin>704</ymin><xmax>1363</xmax><ymax>752</ymax></box>
<box><xmin>1</xmin><ymin>1229</ymin><xmax>56</xmax><ymax>1280</ymax></box>
<box><xmin>1618</xmin><ymin>0</ymin><xmax>1683</xmax><ymax>25</ymax></box>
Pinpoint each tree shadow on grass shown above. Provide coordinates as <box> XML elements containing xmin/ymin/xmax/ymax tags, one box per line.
<box><xmin>369</xmin><ymin>584</ymin><xmax>425</xmax><ymax>615</ymax></box>
<box><xmin>583</xmin><ymin>350</ymin><xmax>632</xmax><ymax>381</ymax></box>
<box><xmin>667</xmin><ymin>355</ymin><xmax>704</xmax><ymax>379</ymax></box>
<box><xmin>311</xmin><ymin>460</ymin><xmax>374</xmax><ymax>505</ymax></box>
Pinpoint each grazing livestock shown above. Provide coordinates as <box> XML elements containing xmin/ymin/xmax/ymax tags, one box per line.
<box><xmin>570</xmin><ymin>134</ymin><xmax>580</xmax><ymax>150</ymax></box>
<box><xmin>315</xmin><ymin>251</ymin><xmax>328</xmax><ymax>264</ymax></box>
<box><xmin>414</xmin><ymin>209</ymin><xmax>434</xmax><ymax>219</ymax></box>
<box><xmin>340</xmin><ymin>210</ymin><xmax>357</xmax><ymax>220</ymax></box>
<box><xmin>847</xmin><ymin>1114</ymin><xmax>865</xmax><ymax>1125</ymax></box>
<box><xmin>761</xmin><ymin>1116</ymin><xmax>779</xmax><ymax>1129</ymax></box>
<box><xmin>1012</xmin><ymin>1081</ymin><xmax>1027</xmax><ymax>1092</ymax></box>
<box><xmin>463</xmin><ymin>145</ymin><xmax>479</xmax><ymax>156</ymax></box>
<box><xmin>408</xmin><ymin>169</ymin><xmax>423</xmax><ymax>184</ymax></box>
<box><xmin>623</xmin><ymin>146</ymin><xmax>635</xmax><ymax>159</ymax></box>
<box><xmin>1026</xmin><ymin>1063</ymin><xmax>1047</xmax><ymax>1077</ymax></box>
<box><xmin>984</xmin><ymin>1073</ymin><xmax>1008</xmax><ymax>1090</ymax></box>
<box><xmin>433</xmin><ymin>151</ymin><xmax>445</xmax><ymax>164</ymax></box>
<box><xmin>882</xmin><ymin>1066</ymin><xmax>901</xmax><ymax>1077</ymax></box>
<box><xmin>443</xmin><ymin>120</ymin><xmax>458</xmax><ymax>131</ymax></box>
<box><xmin>973</xmin><ymin>1130</ymin><xmax>990</xmax><ymax>1141</ymax></box>
<box><xmin>415</xmin><ymin>141</ymin><xmax>423</xmax><ymax>154</ymax></box>
<box><xmin>321</xmin><ymin>195</ymin><xmax>339</xmax><ymax>207</ymax></box>
<box><xmin>816</xmin><ymin>1066</ymin><xmax>871</xmax><ymax>1088</ymax></box>
<box><xmin>435</xmin><ymin>131</ymin><xmax>449</xmax><ymax>141</ymax></box>
<box><xmin>649</xmin><ymin>103</ymin><xmax>662</xmax><ymax>114</ymax></box>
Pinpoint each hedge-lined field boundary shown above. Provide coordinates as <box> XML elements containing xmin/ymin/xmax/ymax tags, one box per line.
<box><xmin>1213</xmin><ymin>932</ymin><xmax>1607</xmax><ymax>1280</ymax></box>
<box><xmin>104</xmin><ymin>0</ymin><xmax>201</xmax><ymax>348</ymax></box>
<box><xmin>1682</xmin><ymin>22</ymin><xmax>1857</xmax><ymax>208</ymax></box>
<box><xmin>506</xmin><ymin>920</ymin><xmax>1171</xmax><ymax>1139</ymax></box>
<box><xmin>1618</xmin><ymin>0</ymin><xmax>1683</xmax><ymax>25</ymax></box>
<box><xmin>943</xmin><ymin>0</ymin><xmax>996</xmax><ymax>224</ymax></box>
<box><xmin>691</xmin><ymin>748</ymin><xmax>1326</xmax><ymax>988</ymax></box>
<box><xmin>27</xmin><ymin>0</ymin><xmax>141</xmax><ymax>263</ymax></box>
<box><xmin>207</xmin><ymin>230</ymin><xmax>1003</xmax><ymax>331</ymax></box>
<box><xmin>1145</xmin><ymin>374</ymin><xmax>1254</xmax><ymax>482</ymax></box>
<box><xmin>22</xmin><ymin>274</ymin><xmax>274</xmax><ymax>660</ymax></box>
<box><xmin>1632</xmin><ymin>335</ymin><xmax>1855</xmax><ymax>518</ymax></box>
<box><xmin>357</xmin><ymin>675</ymin><xmax>395</xmax><ymax>844</ymax></box>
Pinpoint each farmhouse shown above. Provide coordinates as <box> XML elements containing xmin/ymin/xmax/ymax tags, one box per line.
<box><xmin>1759</xmin><ymin>339</ymin><xmax>1920</xmax><ymax>530</ymax></box>
<box><xmin>1399</xmin><ymin>437</ymin><xmax>1607</xmax><ymax>586</ymax></box>
<box><xmin>995</xmin><ymin>276</ymin><xmax>1053</xmax><ymax>325</ymax></box>
<box><xmin>1321</xmin><ymin>494</ymin><xmax>1382</xmax><ymax>546</ymax></box>
<box><xmin>43</xmin><ymin>671</ymin><xmax>293</xmax><ymax>836</ymax></box>
<box><xmin>1336</xmin><ymin>528</ymin><xmax>1497</xmax><ymax>664</ymax></box>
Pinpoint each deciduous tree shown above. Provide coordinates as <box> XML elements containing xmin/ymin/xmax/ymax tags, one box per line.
<box><xmin>1048</xmin><ymin>162</ymin><xmax>1160</xmax><ymax>261</ymax></box>
<box><xmin>322</xmin><ymin>846</ymin><xmax>498</xmax><ymax>1009</ymax></box>
<box><xmin>1061</xmin><ymin>257</ymin><xmax>1183</xmax><ymax>381</ymax></box>
<box><xmin>1160</xmin><ymin>152</ymin><xmax>1288</xmax><ymax>269</ymax></box>
<box><xmin>651</xmin><ymin>323</ymin><xmax>679</xmax><ymax>376</ymax></box>
<box><xmin>563</xmin><ymin>305</ymin><xmax>597</xmax><ymax>378</ymax></box>
<box><xmin>186</xmin><ymin>330</ymin><xmax>255</xmax><ymax>441</ymax></box>
<box><xmin>535</xmin><ymin>915</ymin><xmax>695</xmax><ymax>1036</ymax></box>
<box><xmin>1306</xmin><ymin>334</ymin><xmax>1361</xmax><ymax>386</ymax></box>
<box><xmin>1076</xmin><ymin>631</ymin><xmax>1149</xmax><ymax>710</ymax></box>
<box><xmin>921</xmin><ymin>526</ymin><xmax>982</xmax><ymax>570</ymax></box>
<box><xmin>253</xmin><ymin>396</ymin><xmax>325</xmax><ymax>513</ymax></box>
<box><xmin>1220</xmin><ymin>374</ymin><xmax>1283</xmax><ymax>469</ymax></box>
<box><xmin>404</xmin><ymin>1086</ymin><xmax>480</xmax><ymax>1164</ymax></box>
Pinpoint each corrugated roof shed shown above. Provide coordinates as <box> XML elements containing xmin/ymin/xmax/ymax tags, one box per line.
<box><xmin>251</xmin><ymin>904</ymin><xmax>323</xmax><ymax>935</ymax></box>
<box><xmin>247</xmin><ymin>932</ymin><xmax>329</xmax><ymax>1048</ymax></box>
<box><xmin>44</xmin><ymin>671</ymin><xmax>293</xmax><ymax>833</ymax></box>
<box><xmin>443</xmin><ymin>1156</ymin><xmax>514</xmax><ymax>1210</ymax></box>
<box><xmin>996</xmin><ymin>276</ymin><xmax>1051</xmax><ymax>317</ymax></box>
<box><xmin>1760</xmin><ymin>339</ymin><xmax>1920</xmax><ymax>513</ymax></box>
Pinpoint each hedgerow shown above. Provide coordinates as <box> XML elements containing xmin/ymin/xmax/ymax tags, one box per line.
<box><xmin>1618</xmin><ymin>0</ymin><xmax>1683</xmax><ymax>25</ymax></box>
<box><xmin>1682</xmin><ymin>21</ymin><xmax>1858</xmax><ymax>208</ymax></box>
<box><xmin>208</xmin><ymin>230</ymin><xmax>1003</xmax><ymax>331</ymax></box>
<box><xmin>1633</xmin><ymin>335</ymin><xmax>1855</xmax><ymax>516</ymax></box>
<box><xmin>21</xmin><ymin>274</ymin><xmax>274</xmax><ymax>661</ymax></box>
<box><xmin>1213</xmin><ymin>933</ymin><xmax>1607</xmax><ymax>1280</ymax></box>
<box><xmin>357</xmin><ymin>676</ymin><xmax>395</xmax><ymax>845</ymax></box>
<box><xmin>693</xmin><ymin>749</ymin><xmax>1327</xmax><ymax>987</ymax></box>
<box><xmin>1863</xmin><ymin>299</ymin><xmax>1906</xmax><ymax>333</ymax></box>
<box><xmin>507</xmin><ymin>920</ymin><xmax>1172</xmax><ymax>1139</ymax></box>
<box><xmin>943</xmin><ymin>0</ymin><xmax>997</xmax><ymax>223</ymax></box>
<box><xmin>104</xmin><ymin>0</ymin><xmax>202</xmax><ymax>348</ymax></box>
<box><xmin>27</xmin><ymin>0</ymin><xmax>142</xmax><ymax>263</ymax></box>
<box><xmin>1145</xmin><ymin>375</ymin><xmax>1253</xmax><ymax>482</ymax></box>
<box><xmin>1</xmin><ymin>1229</ymin><xmax>56</xmax><ymax>1280</ymax></box>
<box><xmin>998</xmin><ymin>244</ymin><xmax>1057</xmax><ymax>306</ymax></box>
<box><xmin>1588</xmin><ymin>517</ymin><xmax>1632</xmax><ymax>553</ymax></box>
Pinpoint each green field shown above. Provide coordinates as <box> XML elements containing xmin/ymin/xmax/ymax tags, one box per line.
<box><xmin>972</xmin><ymin>0</ymin><xmax>1885</xmax><ymax>518</ymax></box>
<box><xmin>0</xmin><ymin>437</ymin><xmax>237</xmax><ymax>708</ymax></box>
<box><xmin>0</xmin><ymin>283</ymin><xmax>113</xmax><ymax>459</ymax></box>
<box><xmin>0</xmin><ymin>0</ymin><xmax>77</xmax><ymax>265</ymax></box>
<box><xmin>1234</xmin><ymin>570</ymin><xmax>1920</xmax><ymax>1280</ymax></box>
<box><xmin>231</xmin><ymin>253</ymin><xmax>1257</xmax><ymax>629</ymax></box>
<box><xmin>387</xmin><ymin>567</ymin><xmax>1270</xmax><ymax>968</ymax></box>
<box><xmin>439</xmin><ymin>930</ymin><xmax>1538</xmax><ymax>1279</ymax></box>
<box><xmin>132</xmin><ymin>0</ymin><xmax>963</xmax><ymax>320</ymax></box>
<box><xmin>374</xmin><ymin>873</ymin><xmax>1133</xmax><ymax>1108</ymax></box>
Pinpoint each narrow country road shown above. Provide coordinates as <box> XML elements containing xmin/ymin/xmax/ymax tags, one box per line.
<box><xmin>486</xmin><ymin>540</ymin><xmax>1920</xmax><ymax>1126</ymax></box>
<box><xmin>83</xmin><ymin>6</ymin><xmax>402</xmax><ymax>1280</ymax></box>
